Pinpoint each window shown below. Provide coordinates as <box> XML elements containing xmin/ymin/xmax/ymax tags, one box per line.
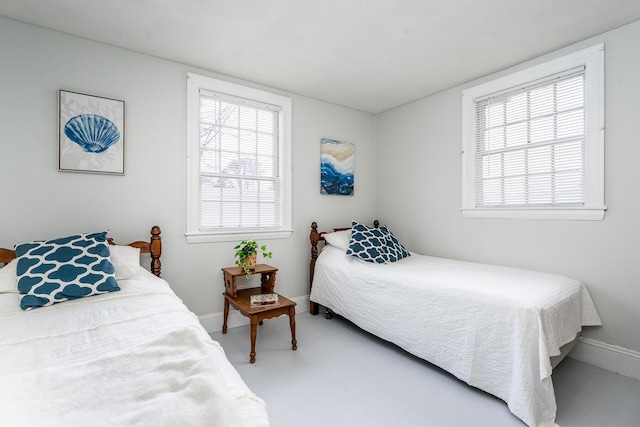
<box><xmin>186</xmin><ymin>73</ymin><xmax>292</xmax><ymax>243</ymax></box>
<box><xmin>461</xmin><ymin>44</ymin><xmax>605</xmax><ymax>220</ymax></box>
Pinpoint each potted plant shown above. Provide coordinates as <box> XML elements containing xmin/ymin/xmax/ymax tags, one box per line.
<box><xmin>234</xmin><ymin>240</ymin><xmax>273</xmax><ymax>278</ymax></box>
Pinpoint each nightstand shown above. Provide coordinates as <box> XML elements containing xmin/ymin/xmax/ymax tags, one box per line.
<box><xmin>221</xmin><ymin>265</ymin><xmax>297</xmax><ymax>364</ymax></box>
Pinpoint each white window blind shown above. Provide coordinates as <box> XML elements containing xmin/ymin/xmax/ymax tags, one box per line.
<box><xmin>198</xmin><ymin>90</ymin><xmax>281</xmax><ymax>231</ymax></box>
<box><xmin>474</xmin><ymin>68</ymin><xmax>586</xmax><ymax>208</ymax></box>
<box><xmin>186</xmin><ymin>73</ymin><xmax>292</xmax><ymax>243</ymax></box>
<box><xmin>461</xmin><ymin>43</ymin><xmax>605</xmax><ymax>220</ymax></box>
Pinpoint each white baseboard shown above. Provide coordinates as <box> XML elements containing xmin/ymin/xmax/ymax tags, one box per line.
<box><xmin>569</xmin><ymin>337</ymin><xmax>640</xmax><ymax>380</ymax></box>
<box><xmin>199</xmin><ymin>295</ymin><xmax>310</xmax><ymax>334</ymax></box>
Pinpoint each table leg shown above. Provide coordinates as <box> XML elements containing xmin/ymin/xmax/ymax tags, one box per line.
<box><xmin>222</xmin><ymin>297</ymin><xmax>229</xmax><ymax>334</ymax></box>
<box><xmin>250</xmin><ymin>316</ymin><xmax>258</xmax><ymax>363</ymax></box>
<box><xmin>289</xmin><ymin>307</ymin><xmax>297</xmax><ymax>351</ymax></box>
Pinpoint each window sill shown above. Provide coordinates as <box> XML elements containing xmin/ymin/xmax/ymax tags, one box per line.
<box><xmin>460</xmin><ymin>207</ymin><xmax>606</xmax><ymax>221</ymax></box>
<box><xmin>185</xmin><ymin>229</ymin><xmax>293</xmax><ymax>244</ymax></box>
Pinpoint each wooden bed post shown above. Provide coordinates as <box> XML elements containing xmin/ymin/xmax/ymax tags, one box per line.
<box><xmin>149</xmin><ymin>226</ymin><xmax>162</xmax><ymax>277</ymax></box>
<box><xmin>0</xmin><ymin>248</ymin><xmax>15</xmax><ymax>266</ymax></box>
<box><xmin>309</xmin><ymin>222</ymin><xmax>321</xmax><ymax>315</ymax></box>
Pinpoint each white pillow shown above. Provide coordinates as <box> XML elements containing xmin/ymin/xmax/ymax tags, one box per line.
<box><xmin>109</xmin><ymin>245</ymin><xmax>141</xmax><ymax>280</ymax></box>
<box><xmin>323</xmin><ymin>230</ymin><xmax>351</xmax><ymax>251</ymax></box>
<box><xmin>0</xmin><ymin>258</ymin><xmax>19</xmax><ymax>293</ymax></box>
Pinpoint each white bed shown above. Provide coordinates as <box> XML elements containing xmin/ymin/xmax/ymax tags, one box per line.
<box><xmin>309</xmin><ymin>222</ymin><xmax>602</xmax><ymax>427</ymax></box>
<box><xmin>0</xmin><ymin>228</ymin><xmax>269</xmax><ymax>427</ymax></box>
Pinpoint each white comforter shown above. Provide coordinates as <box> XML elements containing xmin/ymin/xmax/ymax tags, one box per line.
<box><xmin>0</xmin><ymin>267</ymin><xmax>269</xmax><ymax>427</ymax></box>
<box><xmin>311</xmin><ymin>246</ymin><xmax>602</xmax><ymax>427</ymax></box>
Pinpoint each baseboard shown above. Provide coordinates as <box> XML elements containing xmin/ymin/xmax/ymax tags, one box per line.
<box><xmin>568</xmin><ymin>337</ymin><xmax>640</xmax><ymax>380</ymax></box>
<box><xmin>199</xmin><ymin>295</ymin><xmax>310</xmax><ymax>334</ymax></box>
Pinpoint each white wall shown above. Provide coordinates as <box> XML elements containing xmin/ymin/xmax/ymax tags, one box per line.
<box><xmin>4</xmin><ymin>14</ymin><xmax>637</xmax><ymax>358</ymax></box>
<box><xmin>0</xmin><ymin>17</ymin><xmax>377</xmax><ymax>319</ymax></box>
<box><xmin>376</xmin><ymin>20</ymin><xmax>640</xmax><ymax>353</ymax></box>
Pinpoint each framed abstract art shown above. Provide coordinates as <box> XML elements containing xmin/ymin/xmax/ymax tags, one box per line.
<box><xmin>320</xmin><ymin>138</ymin><xmax>354</xmax><ymax>195</ymax></box>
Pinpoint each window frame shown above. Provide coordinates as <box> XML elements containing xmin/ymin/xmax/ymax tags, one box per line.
<box><xmin>461</xmin><ymin>44</ymin><xmax>605</xmax><ymax>220</ymax></box>
<box><xmin>186</xmin><ymin>73</ymin><xmax>293</xmax><ymax>243</ymax></box>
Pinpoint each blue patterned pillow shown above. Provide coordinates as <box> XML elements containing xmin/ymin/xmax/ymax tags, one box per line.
<box><xmin>15</xmin><ymin>231</ymin><xmax>119</xmax><ymax>310</ymax></box>
<box><xmin>346</xmin><ymin>221</ymin><xmax>388</xmax><ymax>263</ymax></box>
<box><xmin>380</xmin><ymin>225</ymin><xmax>410</xmax><ymax>262</ymax></box>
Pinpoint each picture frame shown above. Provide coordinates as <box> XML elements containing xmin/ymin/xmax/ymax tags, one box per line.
<box><xmin>58</xmin><ymin>90</ymin><xmax>125</xmax><ymax>175</ymax></box>
<box><xmin>320</xmin><ymin>138</ymin><xmax>354</xmax><ymax>195</ymax></box>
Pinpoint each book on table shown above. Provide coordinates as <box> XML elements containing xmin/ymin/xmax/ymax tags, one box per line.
<box><xmin>250</xmin><ymin>293</ymin><xmax>279</xmax><ymax>307</ymax></box>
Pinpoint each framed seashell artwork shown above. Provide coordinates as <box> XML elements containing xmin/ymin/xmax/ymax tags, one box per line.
<box><xmin>59</xmin><ymin>90</ymin><xmax>125</xmax><ymax>174</ymax></box>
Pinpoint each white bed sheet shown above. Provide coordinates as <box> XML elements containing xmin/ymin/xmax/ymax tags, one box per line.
<box><xmin>310</xmin><ymin>246</ymin><xmax>601</xmax><ymax>427</ymax></box>
<box><xmin>0</xmin><ymin>267</ymin><xmax>269</xmax><ymax>427</ymax></box>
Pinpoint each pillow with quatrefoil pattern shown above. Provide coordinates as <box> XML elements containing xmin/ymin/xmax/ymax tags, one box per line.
<box><xmin>379</xmin><ymin>225</ymin><xmax>411</xmax><ymax>262</ymax></box>
<box><xmin>15</xmin><ymin>231</ymin><xmax>119</xmax><ymax>310</ymax></box>
<box><xmin>346</xmin><ymin>221</ymin><xmax>388</xmax><ymax>263</ymax></box>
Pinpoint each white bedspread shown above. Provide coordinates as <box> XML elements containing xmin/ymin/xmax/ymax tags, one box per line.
<box><xmin>311</xmin><ymin>246</ymin><xmax>601</xmax><ymax>427</ymax></box>
<box><xmin>0</xmin><ymin>268</ymin><xmax>269</xmax><ymax>427</ymax></box>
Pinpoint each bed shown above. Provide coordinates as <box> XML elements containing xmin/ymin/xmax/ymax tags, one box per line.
<box><xmin>0</xmin><ymin>226</ymin><xmax>269</xmax><ymax>427</ymax></box>
<box><xmin>309</xmin><ymin>221</ymin><xmax>602</xmax><ymax>427</ymax></box>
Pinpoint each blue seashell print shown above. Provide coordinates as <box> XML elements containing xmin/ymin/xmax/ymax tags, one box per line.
<box><xmin>64</xmin><ymin>114</ymin><xmax>120</xmax><ymax>153</ymax></box>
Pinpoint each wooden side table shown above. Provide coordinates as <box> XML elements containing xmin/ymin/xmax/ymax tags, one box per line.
<box><xmin>222</xmin><ymin>287</ymin><xmax>297</xmax><ymax>363</ymax></box>
<box><xmin>222</xmin><ymin>264</ymin><xmax>278</xmax><ymax>297</ymax></box>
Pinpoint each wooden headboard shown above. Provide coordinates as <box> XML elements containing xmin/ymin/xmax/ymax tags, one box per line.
<box><xmin>0</xmin><ymin>226</ymin><xmax>163</xmax><ymax>277</ymax></box>
<box><xmin>309</xmin><ymin>220</ymin><xmax>379</xmax><ymax>315</ymax></box>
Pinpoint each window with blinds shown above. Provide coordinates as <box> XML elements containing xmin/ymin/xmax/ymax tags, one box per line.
<box><xmin>474</xmin><ymin>69</ymin><xmax>585</xmax><ymax>208</ymax></box>
<box><xmin>186</xmin><ymin>73</ymin><xmax>293</xmax><ymax>242</ymax></box>
<box><xmin>461</xmin><ymin>44</ymin><xmax>605</xmax><ymax>220</ymax></box>
<box><xmin>199</xmin><ymin>91</ymin><xmax>281</xmax><ymax>231</ymax></box>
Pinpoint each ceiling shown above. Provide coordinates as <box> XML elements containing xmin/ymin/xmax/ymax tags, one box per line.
<box><xmin>2</xmin><ymin>1</ymin><xmax>640</xmax><ymax>114</ymax></box>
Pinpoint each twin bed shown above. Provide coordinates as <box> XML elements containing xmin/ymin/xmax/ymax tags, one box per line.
<box><xmin>0</xmin><ymin>227</ymin><xmax>269</xmax><ymax>427</ymax></box>
<box><xmin>309</xmin><ymin>221</ymin><xmax>602</xmax><ymax>427</ymax></box>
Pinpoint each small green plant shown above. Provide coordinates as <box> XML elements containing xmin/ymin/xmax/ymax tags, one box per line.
<box><xmin>234</xmin><ymin>240</ymin><xmax>273</xmax><ymax>278</ymax></box>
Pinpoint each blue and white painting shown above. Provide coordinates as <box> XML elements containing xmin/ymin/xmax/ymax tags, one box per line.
<box><xmin>59</xmin><ymin>90</ymin><xmax>125</xmax><ymax>174</ymax></box>
<box><xmin>64</xmin><ymin>114</ymin><xmax>120</xmax><ymax>153</ymax></box>
<box><xmin>321</xmin><ymin>138</ymin><xmax>354</xmax><ymax>195</ymax></box>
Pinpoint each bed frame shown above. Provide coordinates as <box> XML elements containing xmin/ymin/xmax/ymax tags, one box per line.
<box><xmin>309</xmin><ymin>220</ymin><xmax>378</xmax><ymax>315</ymax></box>
<box><xmin>0</xmin><ymin>226</ymin><xmax>162</xmax><ymax>277</ymax></box>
